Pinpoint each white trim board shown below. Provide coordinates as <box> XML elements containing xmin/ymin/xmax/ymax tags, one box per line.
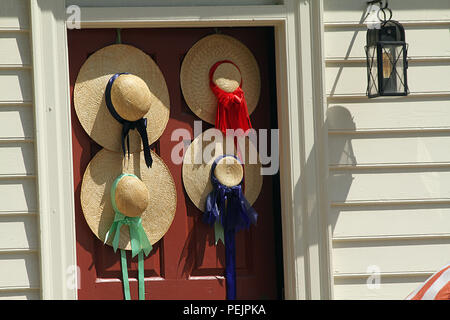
<box><xmin>33</xmin><ymin>0</ymin><xmax>330</xmax><ymax>299</ymax></box>
<box><xmin>30</xmin><ymin>0</ymin><xmax>77</xmax><ymax>299</ymax></box>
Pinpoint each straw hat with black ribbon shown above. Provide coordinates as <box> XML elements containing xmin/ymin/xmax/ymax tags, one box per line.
<box><xmin>81</xmin><ymin>148</ymin><xmax>177</xmax><ymax>300</ymax></box>
<box><xmin>180</xmin><ymin>34</ymin><xmax>261</xmax><ymax>132</ymax></box>
<box><xmin>182</xmin><ymin>128</ymin><xmax>262</xmax><ymax>300</ymax></box>
<box><xmin>74</xmin><ymin>43</ymin><xmax>170</xmax><ymax>167</ymax></box>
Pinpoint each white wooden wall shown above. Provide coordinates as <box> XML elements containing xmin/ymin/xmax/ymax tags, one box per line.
<box><xmin>323</xmin><ymin>0</ymin><xmax>450</xmax><ymax>299</ymax></box>
<box><xmin>0</xmin><ymin>0</ymin><xmax>40</xmax><ymax>299</ymax></box>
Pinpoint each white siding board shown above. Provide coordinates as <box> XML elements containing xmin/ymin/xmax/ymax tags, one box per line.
<box><xmin>0</xmin><ymin>253</ymin><xmax>39</xmax><ymax>289</ymax></box>
<box><xmin>324</xmin><ymin>26</ymin><xmax>450</xmax><ymax>60</ymax></box>
<box><xmin>329</xmin><ymin>135</ymin><xmax>450</xmax><ymax>166</ymax></box>
<box><xmin>67</xmin><ymin>0</ymin><xmax>280</xmax><ymax>7</ymax></box>
<box><xmin>0</xmin><ymin>33</ymin><xmax>31</xmax><ymax>66</ymax></box>
<box><xmin>326</xmin><ymin>101</ymin><xmax>450</xmax><ymax>131</ymax></box>
<box><xmin>0</xmin><ymin>107</ymin><xmax>34</xmax><ymax>140</ymax></box>
<box><xmin>333</xmin><ymin>239</ymin><xmax>450</xmax><ymax>275</ymax></box>
<box><xmin>330</xmin><ymin>171</ymin><xmax>450</xmax><ymax>204</ymax></box>
<box><xmin>325</xmin><ymin>63</ymin><xmax>450</xmax><ymax>96</ymax></box>
<box><xmin>324</xmin><ymin>0</ymin><xmax>450</xmax><ymax>23</ymax></box>
<box><xmin>333</xmin><ymin>277</ymin><xmax>427</xmax><ymax>300</ymax></box>
<box><xmin>0</xmin><ymin>179</ymin><xmax>37</xmax><ymax>213</ymax></box>
<box><xmin>0</xmin><ymin>0</ymin><xmax>29</xmax><ymax>30</ymax></box>
<box><xmin>0</xmin><ymin>70</ymin><xmax>33</xmax><ymax>102</ymax></box>
<box><xmin>0</xmin><ymin>143</ymin><xmax>35</xmax><ymax>176</ymax></box>
<box><xmin>0</xmin><ymin>291</ymin><xmax>40</xmax><ymax>300</ymax></box>
<box><xmin>330</xmin><ymin>207</ymin><xmax>450</xmax><ymax>239</ymax></box>
<box><xmin>0</xmin><ymin>215</ymin><xmax>38</xmax><ymax>250</ymax></box>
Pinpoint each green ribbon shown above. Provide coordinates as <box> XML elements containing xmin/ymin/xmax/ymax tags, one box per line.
<box><xmin>214</xmin><ymin>221</ymin><xmax>225</xmax><ymax>245</ymax></box>
<box><xmin>105</xmin><ymin>173</ymin><xmax>152</xmax><ymax>300</ymax></box>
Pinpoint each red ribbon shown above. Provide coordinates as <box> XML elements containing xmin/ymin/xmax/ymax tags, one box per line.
<box><xmin>209</xmin><ymin>60</ymin><xmax>252</xmax><ymax>135</ymax></box>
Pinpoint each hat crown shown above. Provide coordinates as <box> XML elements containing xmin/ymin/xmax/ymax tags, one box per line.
<box><xmin>110</xmin><ymin>74</ymin><xmax>152</xmax><ymax>121</ymax></box>
<box><xmin>212</xmin><ymin>62</ymin><xmax>241</xmax><ymax>93</ymax></box>
<box><xmin>214</xmin><ymin>156</ymin><xmax>243</xmax><ymax>187</ymax></box>
<box><xmin>115</xmin><ymin>175</ymin><xmax>149</xmax><ymax>217</ymax></box>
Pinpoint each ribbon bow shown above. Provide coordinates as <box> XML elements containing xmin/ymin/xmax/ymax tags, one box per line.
<box><xmin>203</xmin><ymin>155</ymin><xmax>257</xmax><ymax>300</ymax></box>
<box><xmin>105</xmin><ymin>73</ymin><xmax>153</xmax><ymax>168</ymax></box>
<box><xmin>209</xmin><ymin>60</ymin><xmax>253</xmax><ymax>135</ymax></box>
<box><xmin>105</xmin><ymin>173</ymin><xmax>153</xmax><ymax>300</ymax></box>
<box><xmin>105</xmin><ymin>211</ymin><xmax>152</xmax><ymax>258</ymax></box>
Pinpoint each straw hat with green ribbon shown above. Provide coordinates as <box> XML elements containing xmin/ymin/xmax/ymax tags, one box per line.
<box><xmin>80</xmin><ymin>148</ymin><xmax>177</xmax><ymax>252</ymax></box>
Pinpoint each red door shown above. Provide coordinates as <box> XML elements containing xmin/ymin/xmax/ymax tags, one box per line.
<box><xmin>69</xmin><ymin>27</ymin><xmax>282</xmax><ymax>300</ymax></box>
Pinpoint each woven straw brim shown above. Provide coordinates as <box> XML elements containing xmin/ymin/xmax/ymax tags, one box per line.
<box><xmin>182</xmin><ymin>128</ymin><xmax>262</xmax><ymax>211</ymax></box>
<box><xmin>180</xmin><ymin>34</ymin><xmax>260</xmax><ymax>125</ymax></box>
<box><xmin>81</xmin><ymin>149</ymin><xmax>177</xmax><ymax>250</ymax></box>
<box><xmin>74</xmin><ymin>44</ymin><xmax>170</xmax><ymax>153</ymax></box>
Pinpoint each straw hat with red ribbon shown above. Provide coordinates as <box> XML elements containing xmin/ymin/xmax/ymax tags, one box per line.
<box><xmin>180</xmin><ymin>34</ymin><xmax>261</xmax><ymax>133</ymax></box>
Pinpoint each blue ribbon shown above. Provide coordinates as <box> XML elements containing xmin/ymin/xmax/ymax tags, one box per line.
<box><xmin>105</xmin><ymin>73</ymin><xmax>153</xmax><ymax>168</ymax></box>
<box><xmin>203</xmin><ymin>155</ymin><xmax>258</xmax><ymax>300</ymax></box>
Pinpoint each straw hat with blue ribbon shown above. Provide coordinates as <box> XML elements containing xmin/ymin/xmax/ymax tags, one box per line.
<box><xmin>74</xmin><ymin>44</ymin><xmax>170</xmax><ymax>167</ymax></box>
<box><xmin>182</xmin><ymin>128</ymin><xmax>262</xmax><ymax>213</ymax></box>
<box><xmin>182</xmin><ymin>128</ymin><xmax>262</xmax><ymax>299</ymax></box>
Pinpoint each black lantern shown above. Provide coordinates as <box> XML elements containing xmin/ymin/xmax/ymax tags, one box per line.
<box><xmin>365</xmin><ymin>1</ymin><xmax>409</xmax><ymax>98</ymax></box>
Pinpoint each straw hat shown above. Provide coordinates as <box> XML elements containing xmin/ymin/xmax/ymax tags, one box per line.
<box><xmin>74</xmin><ymin>44</ymin><xmax>170</xmax><ymax>153</ymax></box>
<box><xmin>180</xmin><ymin>34</ymin><xmax>260</xmax><ymax>125</ymax></box>
<box><xmin>182</xmin><ymin>128</ymin><xmax>262</xmax><ymax>211</ymax></box>
<box><xmin>81</xmin><ymin>148</ymin><xmax>177</xmax><ymax>250</ymax></box>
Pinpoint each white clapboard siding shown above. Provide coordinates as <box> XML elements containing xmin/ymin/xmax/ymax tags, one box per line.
<box><xmin>0</xmin><ymin>0</ymin><xmax>30</xmax><ymax>30</ymax></box>
<box><xmin>324</xmin><ymin>0</ymin><xmax>450</xmax><ymax>300</ymax></box>
<box><xmin>333</xmin><ymin>276</ymin><xmax>428</xmax><ymax>300</ymax></box>
<box><xmin>0</xmin><ymin>253</ymin><xmax>39</xmax><ymax>289</ymax></box>
<box><xmin>333</xmin><ymin>239</ymin><xmax>450</xmax><ymax>275</ymax></box>
<box><xmin>326</xmin><ymin>101</ymin><xmax>450</xmax><ymax>131</ymax></box>
<box><xmin>0</xmin><ymin>33</ymin><xmax>31</xmax><ymax>66</ymax></box>
<box><xmin>0</xmin><ymin>70</ymin><xmax>33</xmax><ymax>102</ymax></box>
<box><xmin>0</xmin><ymin>179</ymin><xmax>37</xmax><ymax>213</ymax></box>
<box><xmin>330</xmin><ymin>207</ymin><xmax>450</xmax><ymax>239</ymax></box>
<box><xmin>324</xmin><ymin>0</ymin><xmax>450</xmax><ymax>24</ymax></box>
<box><xmin>0</xmin><ymin>0</ymin><xmax>39</xmax><ymax>299</ymax></box>
<box><xmin>326</xmin><ymin>63</ymin><xmax>450</xmax><ymax>96</ymax></box>
<box><xmin>66</xmin><ymin>0</ymin><xmax>279</xmax><ymax>7</ymax></box>
<box><xmin>0</xmin><ymin>291</ymin><xmax>40</xmax><ymax>300</ymax></box>
<box><xmin>0</xmin><ymin>143</ymin><xmax>35</xmax><ymax>176</ymax></box>
<box><xmin>328</xmin><ymin>135</ymin><xmax>450</xmax><ymax>166</ymax></box>
<box><xmin>330</xmin><ymin>171</ymin><xmax>450</xmax><ymax>204</ymax></box>
<box><xmin>325</xmin><ymin>26</ymin><xmax>450</xmax><ymax>60</ymax></box>
<box><xmin>0</xmin><ymin>107</ymin><xmax>34</xmax><ymax>140</ymax></box>
<box><xmin>0</xmin><ymin>215</ymin><xmax>38</xmax><ymax>250</ymax></box>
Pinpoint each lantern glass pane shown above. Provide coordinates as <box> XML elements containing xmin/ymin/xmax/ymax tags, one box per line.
<box><xmin>379</xmin><ymin>42</ymin><xmax>407</xmax><ymax>95</ymax></box>
<box><xmin>365</xmin><ymin>45</ymin><xmax>378</xmax><ymax>97</ymax></box>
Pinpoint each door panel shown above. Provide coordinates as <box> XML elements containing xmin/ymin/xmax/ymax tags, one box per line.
<box><xmin>69</xmin><ymin>27</ymin><xmax>281</xmax><ymax>300</ymax></box>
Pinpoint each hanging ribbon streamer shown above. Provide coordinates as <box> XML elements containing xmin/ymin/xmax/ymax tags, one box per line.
<box><xmin>203</xmin><ymin>155</ymin><xmax>257</xmax><ymax>299</ymax></box>
<box><xmin>105</xmin><ymin>72</ymin><xmax>153</xmax><ymax>168</ymax></box>
<box><xmin>105</xmin><ymin>173</ymin><xmax>153</xmax><ymax>300</ymax></box>
<box><xmin>209</xmin><ymin>60</ymin><xmax>253</xmax><ymax>135</ymax></box>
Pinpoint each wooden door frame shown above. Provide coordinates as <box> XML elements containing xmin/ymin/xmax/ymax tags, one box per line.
<box><xmin>30</xmin><ymin>0</ymin><xmax>332</xmax><ymax>299</ymax></box>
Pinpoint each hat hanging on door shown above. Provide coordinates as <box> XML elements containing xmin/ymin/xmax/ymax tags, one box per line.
<box><xmin>182</xmin><ymin>128</ymin><xmax>262</xmax><ymax>300</ymax></box>
<box><xmin>180</xmin><ymin>34</ymin><xmax>261</xmax><ymax>132</ymax></box>
<box><xmin>74</xmin><ymin>44</ymin><xmax>170</xmax><ymax>167</ymax></box>
<box><xmin>81</xmin><ymin>148</ymin><xmax>177</xmax><ymax>252</ymax></box>
<box><xmin>182</xmin><ymin>128</ymin><xmax>262</xmax><ymax>214</ymax></box>
<box><xmin>81</xmin><ymin>148</ymin><xmax>177</xmax><ymax>300</ymax></box>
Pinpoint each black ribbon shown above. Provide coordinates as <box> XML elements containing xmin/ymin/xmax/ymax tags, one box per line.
<box><xmin>203</xmin><ymin>155</ymin><xmax>258</xmax><ymax>299</ymax></box>
<box><xmin>105</xmin><ymin>73</ymin><xmax>153</xmax><ymax>168</ymax></box>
